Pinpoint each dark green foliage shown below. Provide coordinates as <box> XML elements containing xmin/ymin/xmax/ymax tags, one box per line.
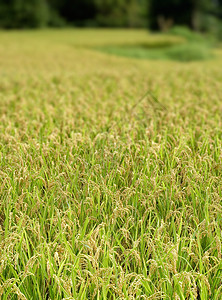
<box><xmin>0</xmin><ymin>0</ymin><xmax>148</xmax><ymax>28</ymax></box>
<box><xmin>0</xmin><ymin>0</ymin><xmax>49</xmax><ymax>28</ymax></box>
<box><xmin>149</xmin><ymin>0</ymin><xmax>193</xmax><ymax>30</ymax></box>
<box><xmin>95</xmin><ymin>0</ymin><xmax>147</xmax><ymax>27</ymax></box>
<box><xmin>58</xmin><ymin>0</ymin><xmax>97</xmax><ymax>26</ymax></box>
<box><xmin>46</xmin><ymin>0</ymin><xmax>66</xmax><ymax>27</ymax></box>
<box><xmin>0</xmin><ymin>0</ymin><xmax>222</xmax><ymax>32</ymax></box>
<box><xmin>148</xmin><ymin>0</ymin><xmax>222</xmax><ymax>33</ymax></box>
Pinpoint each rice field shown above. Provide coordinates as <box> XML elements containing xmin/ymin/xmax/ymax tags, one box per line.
<box><xmin>0</xmin><ymin>29</ymin><xmax>222</xmax><ymax>299</ymax></box>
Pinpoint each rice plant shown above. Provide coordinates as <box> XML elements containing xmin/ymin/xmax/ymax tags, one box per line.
<box><xmin>0</xmin><ymin>29</ymin><xmax>222</xmax><ymax>299</ymax></box>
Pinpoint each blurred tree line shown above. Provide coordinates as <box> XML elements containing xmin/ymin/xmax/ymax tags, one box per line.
<box><xmin>0</xmin><ymin>0</ymin><xmax>222</xmax><ymax>33</ymax></box>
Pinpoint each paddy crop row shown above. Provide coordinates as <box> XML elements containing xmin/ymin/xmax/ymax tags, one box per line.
<box><xmin>0</xmin><ymin>29</ymin><xmax>222</xmax><ymax>299</ymax></box>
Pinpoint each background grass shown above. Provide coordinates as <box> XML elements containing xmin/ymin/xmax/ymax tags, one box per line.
<box><xmin>0</xmin><ymin>29</ymin><xmax>222</xmax><ymax>299</ymax></box>
<box><xmin>96</xmin><ymin>27</ymin><xmax>214</xmax><ymax>62</ymax></box>
<box><xmin>96</xmin><ymin>43</ymin><xmax>213</xmax><ymax>62</ymax></box>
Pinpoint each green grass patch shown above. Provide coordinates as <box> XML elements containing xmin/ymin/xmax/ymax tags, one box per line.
<box><xmin>95</xmin><ymin>27</ymin><xmax>214</xmax><ymax>62</ymax></box>
<box><xmin>97</xmin><ymin>42</ymin><xmax>213</xmax><ymax>62</ymax></box>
